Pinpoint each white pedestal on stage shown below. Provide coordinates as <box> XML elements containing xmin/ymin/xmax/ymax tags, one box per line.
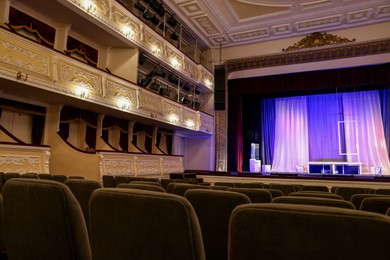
<box><xmin>250</xmin><ymin>159</ymin><xmax>261</xmax><ymax>173</ymax></box>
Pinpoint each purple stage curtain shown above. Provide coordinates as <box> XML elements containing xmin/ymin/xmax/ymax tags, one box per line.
<box><xmin>342</xmin><ymin>91</ymin><xmax>390</xmax><ymax>173</ymax></box>
<box><xmin>272</xmin><ymin>96</ymin><xmax>309</xmax><ymax>172</ymax></box>
<box><xmin>380</xmin><ymin>89</ymin><xmax>390</xmax><ymax>157</ymax></box>
<box><xmin>307</xmin><ymin>93</ymin><xmax>344</xmax><ymax>162</ymax></box>
<box><xmin>261</xmin><ymin>98</ymin><xmax>275</xmax><ymax>165</ymax></box>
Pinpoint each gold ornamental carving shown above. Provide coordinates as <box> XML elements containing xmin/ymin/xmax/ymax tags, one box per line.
<box><xmin>283</xmin><ymin>32</ymin><xmax>355</xmax><ymax>51</ymax></box>
<box><xmin>106</xmin><ymin>80</ymin><xmax>137</xmax><ymax>104</ymax></box>
<box><xmin>60</xmin><ymin>63</ymin><xmax>102</xmax><ymax>93</ymax></box>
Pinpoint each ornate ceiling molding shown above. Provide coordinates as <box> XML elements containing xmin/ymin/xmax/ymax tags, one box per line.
<box><xmin>282</xmin><ymin>32</ymin><xmax>356</xmax><ymax>51</ymax></box>
<box><xmin>224</xmin><ymin>38</ymin><xmax>390</xmax><ymax>74</ymax></box>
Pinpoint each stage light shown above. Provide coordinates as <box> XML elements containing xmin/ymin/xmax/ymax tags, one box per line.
<box><xmin>149</xmin><ymin>0</ymin><xmax>165</xmax><ymax>17</ymax></box>
<box><xmin>168</xmin><ymin>74</ymin><xmax>178</xmax><ymax>85</ymax></box>
<box><xmin>182</xmin><ymin>84</ymin><xmax>190</xmax><ymax>92</ymax></box>
<box><xmin>138</xmin><ymin>52</ymin><xmax>146</xmax><ymax>65</ymax></box>
<box><xmin>170</xmin><ymin>32</ymin><xmax>179</xmax><ymax>41</ymax></box>
<box><xmin>158</xmin><ymin>23</ymin><xmax>167</xmax><ymax>32</ymax></box>
<box><xmin>150</xmin><ymin>15</ymin><xmax>160</xmax><ymax>25</ymax></box>
<box><xmin>167</xmin><ymin>15</ymin><xmax>178</xmax><ymax>27</ymax></box>
<box><xmin>134</xmin><ymin>1</ymin><xmax>146</xmax><ymax>13</ymax></box>
<box><xmin>143</xmin><ymin>10</ymin><xmax>154</xmax><ymax>20</ymax></box>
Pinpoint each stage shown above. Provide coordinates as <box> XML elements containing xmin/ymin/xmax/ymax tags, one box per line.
<box><xmin>194</xmin><ymin>171</ymin><xmax>390</xmax><ymax>191</ymax></box>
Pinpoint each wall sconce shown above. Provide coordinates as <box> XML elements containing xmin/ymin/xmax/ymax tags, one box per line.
<box><xmin>118</xmin><ymin>99</ymin><xmax>130</xmax><ymax>110</ymax></box>
<box><xmin>186</xmin><ymin>119</ymin><xmax>195</xmax><ymax>128</ymax></box>
<box><xmin>82</xmin><ymin>0</ymin><xmax>96</xmax><ymax>12</ymax></box>
<box><xmin>16</xmin><ymin>71</ymin><xmax>28</xmax><ymax>81</ymax></box>
<box><xmin>168</xmin><ymin>114</ymin><xmax>179</xmax><ymax>124</ymax></box>
<box><xmin>171</xmin><ymin>57</ymin><xmax>181</xmax><ymax>69</ymax></box>
<box><xmin>76</xmin><ymin>87</ymin><xmax>89</xmax><ymax>99</ymax></box>
<box><xmin>123</xmin><ymin>25</ymin><xmax>134</xmax><ymax>38</ymax></box>
<box><xmin>151</xmin><ymin>45</ymin><xmax>161</xmax><ymax>56</ymax></box>
<box><xmin>205</xmin><ymin>78</ymin><xmax>213</xmax><ymax>88</ymax></box>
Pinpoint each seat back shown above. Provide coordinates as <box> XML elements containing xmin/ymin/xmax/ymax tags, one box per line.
<box><xmin>360</xmin><ymin>197</ymin><xmax>390</xmax><ymax>214</ymax></box>
<box><xmin>102</xmin><ymin>175</ymin><xmax>115</xmax><ymax>188</ymax></box>
<box><xmin>89</xmin><ymin>188</ymin><xmax>205</xmax><ymax>260</ymax></box>
<box><xmin>263</xmin><ymin>188</ymin><xmax>284</xmax><ymax>198</ymax></box>
<box><xmin>374</xmin><ymin>189</ymin><xmax>390</xmax><ymax>195</ymax></box>
<box><xmin>229</xmin><ymin>203</ymin><xmax>390</xmax><ymax>260</ymax></box>
<box><xmin>51</xmin><ymin>174</ymin><xmax>68</xmax><ymax>183</ymax></box>
<box><xmin>334</xmin><ymin>186</ymin><xmax>367</xmax><ymax>201</ymax></box>
<box><xmin>172</xmin><ymin>183</ymin><xmax>211</xmax><ymax>196</ymax></box>
<box><xmin>301</xmin><ymin>185</ymin><xmax>329</xmax><ymax>192</ymax></box>
<box><xmin>64</xmin><ymin>179</ymin><xmax>102</xmax><ymax>229</ymax></box>
<box><xmin>240</xmin><ymin>182</ymin><xmax>264</xmax><ymax>188</ymax></box>
<box><xmin>228</xmin><ymin>188</ymin><xmax>272</xmax><ymax>203</ymax></box>
<box><xmin>3</xmin><ymin>179</ymin><xmax>91</xmax><ymax>260</ymax></box>
<box><xmin>272</xmin><ymin>196</ymin><xmax>355</xmax><ymax>209</ymax></box>
<box><xmin>214</xmin><ymin>182</ymin><xmax>235</xmax><ymax>188</ymax></box>
<box><xmin>289</xmin><ymin>191</ymin><xmax>343</xmax><ymax>200</ymax></box>
<box><xmin>185</xmin><ymin>189</ymin><xmax>250</xmax><ymax>260</ymax></box>
<box><xmin>269</xmin><ymin>183</ymin><xmax>295</xmax><ymax>195</ymax></box>
<box><xmin>350</xmin><ymin>194</ymin><xmax>390</xmax><ymax>210</ymax></box>
<box><xmin>117</xmin><ymin>183</ymin><xmax>166</xmax><ymax>192</ymax></box>
<box><xmin>114</xmin><ymin>175</ymin><xmax>128</xmax><ymax>186</ymax></box>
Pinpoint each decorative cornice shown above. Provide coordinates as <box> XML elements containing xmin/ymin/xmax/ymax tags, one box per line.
<box><xmin>282</xmin><ymin>32</ymin><xmax>355</xmax><ymax>51</ymax></box>
<box><xmin>224</xmin><ymin>38</ymin><xmax>390</xmax><ymax>74</ymax></box>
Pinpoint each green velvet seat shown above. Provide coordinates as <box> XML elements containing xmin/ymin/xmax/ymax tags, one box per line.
<box><xmin>289</xmin><ymin>191</ymin><xmax>343</xmax><ymax>200</ymax></box>
<box><xmin>272</xmin><ymin>196</ymin><xmax>356</xmax><ymax>209</ymax></box>
<box><xmin>172</xmin><ymin>183</ymin><xmax>211</xmax><ymax>196</ymax></box>
<box><xmin>269</xmin><ymin>183</ymin><xmax>296</xmax><ymax>195</ymax></box>
<box><xmin>117</xmin><ymin>182</ymin><xmax>166</xmax><ymax>192</ymax></box>
<box><xmin>89</xmin><ymin>188</ymin><xmax>205</xmax><ymax>260</ymax></box>
<box><xmin>350</xmin><ymin>193</ymin><xmax>390</xmax><ymax>210</ymax></box>
<box><xmin>229</xmin><ymin>203</ymin><xmax>390</xmax><ymax>260</ymax></box>
<box><xmin>184</xmin><ymin>189</ymin><xmax>250</xmax><ymax>260</ymax></box>
<box><xmin>333</xmin><ymin>186</ymin><xmax>368</xmax><ymax>201</ymax></box>
<box><xmin>360</xmin><ymin>196</ymin><xmax>390</xmax><ymax>214</ymax></box>
<box><xmin>102</xmin><ymin>175</ymin><xmax>115</xmax><ymax>188</ymax></box>
<box><xmin>64</xmin><ymin>179</ymin><xmax>102</xmax><ymax>230</ymax></box>
<box><xmin>3</xmin><ymin>179</ymin><xmax>91</xmax><ymax>260</ymax></box>
<box><xmin>240</xmin><ymin>182</ymin><xmax>264</xmax><ymax>188</ymax></box>
<box><xmin>227</xmin><ymin>187</ymin><xmax>272</xmax><ymax>203</ymax></box>
<box><xmin>301</xmin><ymin>185</ymin><xmax>329</xmax><ymax>192</ymax></box>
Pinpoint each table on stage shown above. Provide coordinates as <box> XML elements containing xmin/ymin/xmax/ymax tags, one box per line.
<box><xmin>308</xmin><ymin>161</ymin><xmax>362</xmax><ymax>175</ymax></box>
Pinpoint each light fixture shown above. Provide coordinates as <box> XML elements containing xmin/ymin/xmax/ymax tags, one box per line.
<box><xmin>167</xmin><ymin>14</ymin><xmax>178</xmax><ymax>27</ymax></box>
<box><xmin>168</xmin><ymin>114</ymin><xmax>179</xmax><ymax>124</ymax></box>
<box><xmin>204</xmin><ymin>78</ymin><xmax>213</xmax><ymax>88</ymax></box>
<box><xmin>151</xmin><ymin>45</ymin><xmax>161</xmax><ymax>55</ymax></box>
<box><xmin>171</xmin><ymin>57</ymin><xmax>181</xmax><ymax>69</ymax></box>
<box><xmin>76</xmin><ymin>87</ymin><xmax>89</xmax><ymax>99</ymax></box>
<box><xmin>123</xmin><ymin>25</ymin><xmax>133</xmax><ymax>38</ymax></box>
<box><xmin>16</xmin><ymin>71</ymin><xmax>28</xmax><ymax>81</ymax></box>
<box><xmin>170</xmin><ymin>32</ymin><xmax>179</xmax><ymax>41</ymax></box>
<box><xmin>186</xmin><ymin>119</ymin><xmax>195</xmax><ymax>128</ymax></box>
<box><xmin>82</xmin><ymin>0</ymin><xmax>96</xmax><ymax>12</ymax></box>
<box><xmin>118</xmin><ymin>98</ymin><xmax>130</xmax><ymax>110</ymax></box>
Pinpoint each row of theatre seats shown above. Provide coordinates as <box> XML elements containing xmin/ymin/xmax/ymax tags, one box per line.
<box><xmin>1</xmin><ymin>175</ymin><xmax>390</xmax><ymax>259</ymax></box>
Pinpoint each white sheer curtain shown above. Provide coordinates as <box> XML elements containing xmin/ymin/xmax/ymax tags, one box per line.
<box><xmin>342</xmin><ymin>91</ymin><xmax>390</xmax><ymax>174</ymax></box>
<box><xmin>272</xmin><ymin>96</ymin><xmax>309</xmax><ymax>172</ymax></box>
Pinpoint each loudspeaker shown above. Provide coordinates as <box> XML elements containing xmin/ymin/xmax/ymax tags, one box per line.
<box><xmin>214</xmin><ymin>65</ymin><xmax>226</xmax><ymax>110</ymax></box>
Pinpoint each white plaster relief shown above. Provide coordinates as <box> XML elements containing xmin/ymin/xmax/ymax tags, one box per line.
<box><xmin>103</xmin><ymin>159</ymin><xmax>134</xmax><ymax>175</ymax></box>
<box><xmin>0</xmin><ymin>155</ymin><xmax>41</xmax><ymax>173</ymax></box>
<box><xmin>61</xmin><ymin>63</ymin><xmax>102</xmax><ymax>93</ymax></box>
<box><xmin>106</xmin><ymin>80</ymin><xmax>137</xmax><ymax>104</ymax></box>
<box><xmin>0</xmin><ymin>39</ymin><xmax>50</xmax><ymax>76</ymax></box>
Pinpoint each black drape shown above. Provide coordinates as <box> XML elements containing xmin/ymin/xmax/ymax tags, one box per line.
<box><xmin>31</xmin><ymin>115</ymin><xmax>45</xmax><ymax>145</ymax></box>
<box><xmin>228</xmin><ymin>63</ymin><xmax>390</xmax><ymax>172</ymax></box>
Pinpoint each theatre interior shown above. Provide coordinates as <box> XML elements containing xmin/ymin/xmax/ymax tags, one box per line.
<box><xmin>0</xmin><ymin>0</ymin><xmax>390</xmax><ymax>259</ymax></box>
